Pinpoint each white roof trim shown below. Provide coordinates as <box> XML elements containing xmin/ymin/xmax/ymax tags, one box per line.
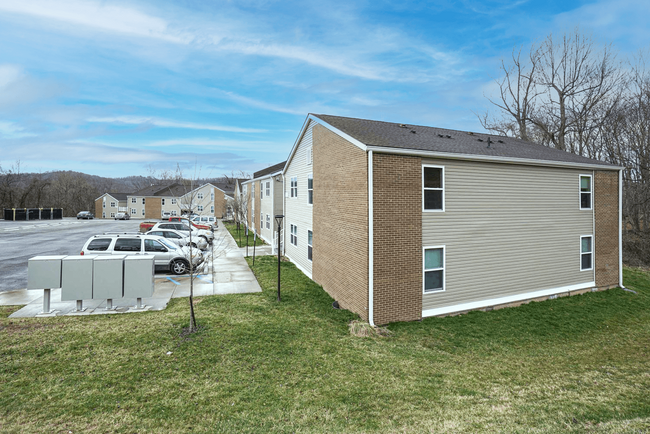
<box><xmin>246</xmin><ymin>170</ymin><xmax>283</xmax><ymax>182</ymax></box>
<box><xmin>282</xmin><ymin>114</ymin><xmax>368</xmax><ymax>176</ymax></box>
<box><xmin>94</xmin><ymin>192</ymin><xmax>119</xmax><ymax>202</ymax></box>
<box><xmin>368</xmin><ymin>146</ymin><xmax>622</xmax><ymax>171</ymax></box>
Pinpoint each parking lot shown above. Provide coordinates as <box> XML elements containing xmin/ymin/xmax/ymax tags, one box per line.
<box><xmin>0</xmin><ymin>218</ymin><xmax>144</xmax><ymax>293</ymax></box>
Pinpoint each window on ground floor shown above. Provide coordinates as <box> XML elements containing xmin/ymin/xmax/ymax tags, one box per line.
<box><xmin>581</xmin><ymin>235</ymin><xmax>593</xmax><ymax>271</ymax></box>
<box><xmin>266</xmin><ymin>214</ymin><xmax>270</xmax><ymax>229</ymax></box>
<box><xmin>308</xmin><ymin>230</ymin><xmax>313</xmax><ymax>261</ymax></box>
<box><xmin>142</xmin><ymin>208</ymin><xmax>145</xmax><ymax>216</ymax></box>
<box><xmin>131</xmin><ymin>208</ymin><xmax>136</xmax><ymax>215</ymax></box>
<box><xmin>198</xmin><ymin>205</ymin><xmax>203</xmax><ymax>212</ymax></box>
<box><xmin>290</xmin><ymin>224</ymin><xmax>297</xmax><ymax>246</ymax></box>
<box><xmin>110</xmin><ymin>212</ymin><xmax>115</xmax><ymax>218</ymax></box>
<box><xmin>423</xmin><ymin>246</ymin><xmax>445</xmax><ymax>293</ymax></box>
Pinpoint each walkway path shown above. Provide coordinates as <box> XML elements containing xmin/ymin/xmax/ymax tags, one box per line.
<box><xmin>0</xmin><ymin>222</ymin><xmax>262</xmax><ymax>318</ymax></box>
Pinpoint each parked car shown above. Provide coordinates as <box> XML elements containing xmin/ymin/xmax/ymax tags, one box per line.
<box><xmin>114</xmin><ymin>212</ymin><xmax>130</xmax><ymax>220</ymax></box>
<box><xmin>191</xmin><ymin>215</ymin><xmax>218</xmax><ymax>230</ymax></box>
<box><xmin>150</xmin><ymin>222</ymin><xmax>214</xmax><ymax>243</ymax></box>
<box><xmin>76</xmin><ymin>211</ymin><xmax>94</xmax><ymax>219</ymax></box>
<box><xmin>147</xmin><ymin>228</ymin><xmax>208</xmax><ymax>250</ymax></box>
<box><xmin>169</xmin><ymin>216</ymin><xmax>213</xmax><ymax>232</ymax></box>
<box><xmin>80</xmin><ymin>233</ymin><xmax>202</xmax><ymax>275</ymax></box>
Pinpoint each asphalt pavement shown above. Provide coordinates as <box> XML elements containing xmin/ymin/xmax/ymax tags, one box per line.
<box><xmin>0</xmin><ymin>217</ymin><xmax>141</xmax><ymax>292</ymax></box>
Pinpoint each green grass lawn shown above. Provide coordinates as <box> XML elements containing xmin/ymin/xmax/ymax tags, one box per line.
<box><xmin>224</xmin><ymin>221</ymin><xmax>265</xmax><ymax>247</ymax></box>
<box><xmin>1</xmin><ymin>260</ymin><xmax>649</xmax><ymax>433</ymax></box>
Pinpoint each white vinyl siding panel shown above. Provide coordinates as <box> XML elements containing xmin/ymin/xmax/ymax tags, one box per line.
<box><xmin>421</xmin><ymin>159</ymin><xmax>594</xmax><ymax>313</ymax></box>
<box><xmin>283</xmin><ymin>121</ymin><xmax>314</xmax><ymax>277</ymax></box>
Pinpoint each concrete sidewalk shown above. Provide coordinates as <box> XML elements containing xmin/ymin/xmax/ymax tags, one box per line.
<box><xmin>1</xmin><ymin>223</ymin><xmax>262</xmax><ymax>318</ymax></box>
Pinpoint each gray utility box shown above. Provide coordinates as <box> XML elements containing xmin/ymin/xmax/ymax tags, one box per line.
<box><xmin>123</xmin><ymin>255</ymin><xmax>155</xmax><ymax>299</ymax></box>
<box><xmin>61</xmin><ymin>255</ymin><xmax>97</xmax><ymax>301</ymax></box>
<box><xmin>27</xmin><ymin>256</ymin><xmax>66</xmax><ymax>289</ymax></box>
<box><xmin>93</xmin><ymin>255</ymin><xmax>125</xmax><ymax>299</ymax></box>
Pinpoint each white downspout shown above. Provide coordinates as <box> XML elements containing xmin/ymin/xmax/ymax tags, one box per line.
<box><xmin>619</xmin><ymin>168</ymin><xmax>624</xmax><ymax>288</ymax></box>
<box><xmin>368</xmin><ymin>150</ymin><xmax>375</xmax><ymax>326</ymax></box>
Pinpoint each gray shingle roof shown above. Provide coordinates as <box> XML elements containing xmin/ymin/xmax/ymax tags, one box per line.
<box><xmin>254</xmin><ymin>161</ymin><xmax>286</xmax><ymax>179</ymax></box>
<box><xmin>313</xmin><ymin>114</ymin><xmax>618</xmax><ymax>168</ymax></box>
<box><xmin>107</xmin><ymin>192</ymin><xmax>128</xmax><ymax>201</ymax></box>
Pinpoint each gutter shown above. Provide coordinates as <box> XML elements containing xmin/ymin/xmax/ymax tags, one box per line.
<box><xmin>368</xmin><ymin>150</ymin><xmax>375</xmax><ymax>326</ymax></box>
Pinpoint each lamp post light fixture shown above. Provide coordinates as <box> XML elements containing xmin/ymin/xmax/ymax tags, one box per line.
<box><xmin>274</xmin><ymin>214</ymin><xmax>284</xmax><ymax>302</ymax></box>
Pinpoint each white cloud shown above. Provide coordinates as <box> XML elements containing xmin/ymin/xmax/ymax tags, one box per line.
<box><xmin>0</xmin><ymin>121</ymin><xmax>36</xmax><ymax>138</ymax></box>
<box><xmin>86</xmin><ymin>116</ymin><xmax>266</xmax><ymax>133</ymax></box>
<box><xmin>0</xmin><ymin>0</ymin><xmax>191</xmax><ymax>44</ymax></box>
<box><xmin>0</xmin><ymin>64</ymin><xmax>22</xmax><ymax>88</ymax></box>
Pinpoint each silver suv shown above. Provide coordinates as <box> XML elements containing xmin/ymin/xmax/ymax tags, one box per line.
<box><xmin>80</xmin><ymin>233</ymin><xmax>203</xmax><ymax>275</ymax></box>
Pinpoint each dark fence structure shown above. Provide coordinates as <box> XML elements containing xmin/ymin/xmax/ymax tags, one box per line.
<box><xmin>3</xmin><ymin>208</ymin><xmax>63</xmax><ymax>221</ymax></box>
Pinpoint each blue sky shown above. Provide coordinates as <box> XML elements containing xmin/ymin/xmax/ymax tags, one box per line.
<box><xmin>0</xmin><ymin>0</ymin><xmax>647</xmax><ymax>178</ymax></box>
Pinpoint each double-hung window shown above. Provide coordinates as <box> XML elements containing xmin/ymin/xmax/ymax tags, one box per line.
<box><xmin>423</xmin><ymin>246</ymin><xmax>445</xmax><ymax>293</ymax></box>
<box><xmin>198</xmin><ymin>205</ymin><xmax>203</xmax><ymax>212</ymax></box>
<box><xmin>110</xmin><ymin>202</ymin><xmax>116</xmax><ymax>207</ymax></box>
<box><xmin>198</xmin><ymin>193</ymin><xmax>204</xmax><ymax>200</ymax></box>
<box><xmin>142</xmin><ymin>198</ymin><xmax>146</xmax><ymax>204</ymax></box>
<box><xmin>171</xmin><ymin>198</ymin><xmax>177</xmax><ymax>205</ymax></box>
<box><xmin>290</xmin><ymin>224</ymin><xmax>297</xmax><ymax>246</ymax></box>
<box><xmin>580</xmin><ymin>175</ymin><xmax>592</xmax><ymax>210</ymax></box>
<box><xmin>580</xmin><ymin>236</ymin><xmax>593</xmax><ymax>271</ymax></box>
<box><xmin>141</xmin><ymin>209</ymin><xmax>145</xmax><ymax>216</ymax></box>
<box><xmin>290</xmin><ymin>177</ymin><xmax>298</xmax><ymax>198</ymax></box>
<box><xmin>266</xmin><ymin>214</ymin><xmax>270</xmax><ymax>229</ymax></box>
<box><xmin>260</xmin><ymin>212</ymin><xmax>263</xmax><ymax>227</ymax></box>
<box><xmin>266</xmin><ymin>181</ymin><xmax>270</xmax><ymax>197</ymax></box>
<box><xmin>131</xmin><ymin>197</ymin><xmax>136</xmax><ymax>204</ymax></box>
<box><xmin>307</xmin><ymin>174</ymin><xmax>313</xmax><ymax>205</ymax></box>
<box><xmin>307</xmin><ymin>230</ymin><xmax>313</xmax><ymax>261</ymax></box>
<box><xmin>423</xmin><ymin>165</ymin><xmax>444</xmax><ymax>211</ymax></box>
<box><xmin>161</xmin><ymin>199</ymin><xmax>165</xmax><ymax>206</ymax></box>
<box><xmin>131</xmin><ymin>208</ymin><xmax>136</xmax><ymax>215</ymax></box>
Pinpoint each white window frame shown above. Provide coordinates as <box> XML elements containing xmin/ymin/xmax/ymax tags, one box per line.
<box><xmin>423</xmin><ymin>245</ymin><xmax>446</xmax><ymax>293</ymax></box>
<box><xmin>171</xmin><ymin>198</ymin><xmax>177</xmax><ymax>205</ymax></box>
<box><xmin>197</xmin><ymin>205</ymin><xmax>203</xmax><ymax>212</ymax></box>
<box><xmin>422</xmin><ymin>165</ymin><xmax>445</xmax><ymax>212</ymax></box>
<box><xmin>266</xmin><ymin>181</ymin><xmax>270</xmax><ymax>197</ymax></box>
<box><xmin>290</xmin><ymin>176</ymin><xmax>298</xmax><ymax>198</ymax></box>
<box><xmin>290</xmin><ymin>224</ymin><xmax>297</xmax><ymax>246</ymax></box>
<box><xmin>580</xmin><ymin>235</ymin><xmax>593</xmax><ymax>271</ymax></box>
<box><xmin>171</xmin><ymin>210</ymin><xmax>177</xmax><ymax>216</ymax></box>
<box><xmin>110</xmin><ymin>212</ymin><xmax>115</xmax><ymax>218</ymax></box>
<box><xmin>102</xmin><ymin>211</ymin><xmax>105</xmax><ymax>218</ymax></box>
<box><xmin>197</xmin><ymin>193</ymin><xmax>204</xmax><ymax>200</ymax></box>
<box><xmin>211</xmin><ymin>193</ymin><xmax>214</xmax><ymax>201</ymax></box>
<box><xmin>131</xmin><ymin>197</ymin><xmax>136</xmax><ymax>204</ymax></box>
<box><xmin>142</xmin><ymin>209</ymin><xmax>145</xmax><ymax>216</ymax></box>
<box><xmin>307</xmin><ymin>230</ymin><xmax>313</xmax><ymax>261</ymax></box>
<box><xmin>579</xmin><ymin>174</ymin><xmax>592</xmax><ymax>210</ymax></box>
<box><xmin>307</xmin><ymin>147</ymin><xmax>312</xmax><ymax>165</ymax></box>
<box><xmin>131</xmin><ymin>208</ymin><xmax>136</xmax><ymax>215</ymax></box>
<box><xmin>307</xmin><ymin>174</ymin><xmax>313</xmax><ymax>205</ymax></box>
<box><xmin>266</xmin><ymin>214</ymin><xmax>270</xmax><ymax>229</ymax></box>
<box><xmin>142</xmin><ymin>198</ymin><xmax>146</xmax><ymax>204</ymax></box>
<box><xmin>260</xmin><ymin>212</ymin><xmax>263</xmax><ymax>227</ymax></box>
<box><xmin>211</xmin><ymin>205</ymin><xmax>214</xmax><ymax>213</ymax></box>
<box><xmin>161</xmin><ymin>199</ymin><xmax>165</xmax><ymax>206</ymax></box>
<box><xmin>110</xmin><ymin>202</ymin><xmax>116</xmax><ymax>208</ymax></box>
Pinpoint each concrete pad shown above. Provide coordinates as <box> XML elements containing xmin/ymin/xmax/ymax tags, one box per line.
<box><xmin>0</xmin><ymin>288</ymin><xmax>41</xmax><ymax>306</ymax></box>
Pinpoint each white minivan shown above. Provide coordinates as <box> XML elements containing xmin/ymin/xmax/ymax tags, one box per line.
<box><xmin>80</xmin><ymin>233</ymin><xmax>202</xmax><ymax>275</ymax></box>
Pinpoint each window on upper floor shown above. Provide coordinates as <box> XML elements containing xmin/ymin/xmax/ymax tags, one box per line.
<box><xmin>110</xmin><ymin>202</ymin><xmax>116</xmax><ymax>208</ymax></box>
<box><xmin>423</xmin><ymin>165</ymin><xmax>444</xmax><ymax>211</ymax></box>
<box><xmin>423</xmin><ymin>246</ymin><xmax>445</xmax><ymax>293</ymax></box>
<box><xmin>291</xmin><ymin>177</ymin><xmax>298</xmax><ymax>198</ymax></box>
<box><xmin>161</xmin><ymin>199</ymin><xmax>165</xmax><ymax>206</ymax></box>
<box><xmin>581</xmin><ymin>236</ymin><xmax>593</xmax><ymax>271</ymax></box>
<box><xmin>211</xmin><ymin>193</ymin><xmax>214</xmax><ymax>201</ymax></box>
<box><xmin>142</xmin><ymin>198</ymin><xmax>146</xmax><ymax>204</ymax></box>
<box><xmin>172</xmin><ymin>198</ymin><xmax>177</xmax><ymax>205</ymax></box>
<box><xmin>266</xmin><ymin>181</ymin><xmax>270</xmax><ymax>197</ymax></box>
<box><xmin>580</xmin><ymin>175</ymin><xmax>592</xmax><ymax>210</ymax></box>
<box><xmin>307</xmin><ymin>174</ymin><xmax>313</xmax><ymax>205</ymax></box>
<box><xmin>198</xmin><ymin>193</ymin><xmax>204</xmax><ymax>200</ymax></box>
<box><xmin>131</xmin><ymin>197</ymin><xmax>136</xmax><ymax>203</ymax></box>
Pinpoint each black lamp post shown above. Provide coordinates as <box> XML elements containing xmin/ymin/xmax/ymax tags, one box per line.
<box><xmin>274</xmin><ymin>214</ymin><xmax>284</xmax><ymax>301</ymax></box>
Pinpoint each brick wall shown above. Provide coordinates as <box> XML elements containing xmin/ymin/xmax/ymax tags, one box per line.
<box><xmin>373</xmin><ymin>153</ymin><xmax>423</xmax><ymax>325</ymax></box>
<box><xmin>247</xmin><ymin>188</ymin><xmax>252</xmax><ymax>228</ymax></box>
<box><xmin>312</xmin><ymin>125</ymin><xmax>369</xmax><ymax>321</ymax></box>
<box><xmin>594</xmin><ymin>170</ymin><xmax>620</xmax><ymax>288</ymax></box>
<box><xmin>146</xmin><ymin>197</ymin><xmax>162</xmax><ymax>219</ymax></box>
<box><xmin>214</xmin><ymin>190</ymin><xmax>225</xmax><ymax>218</ymax></box>
<box><xmin>95</xmin><ymin>199</ymin><xmax>103</xmax><ymax>218</ymax></box>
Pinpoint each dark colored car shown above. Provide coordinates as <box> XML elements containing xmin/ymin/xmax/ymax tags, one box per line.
<box><xmin>77</xmin><ymin>211</ymin><xmax>94</xmax><ymax>219</ymax></box>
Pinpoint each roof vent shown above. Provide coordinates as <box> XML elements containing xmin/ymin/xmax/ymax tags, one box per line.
<box><xmin>438</xmin><ymin>134</ymin><xmax>444</xmax><ymax>138</ymax></box>
<box><xmin>399</xmin><ymin>124</ymin><xmax>408</xmax><ymax>128</ymax></box>
<box><xmin>446</xmin><ymin>135</ymin><xmax>451</xmax><ymax>139</ymax></box>
<box><xmin>487</xmin><ymin>137</ymin><xmax>492</xmax><ymax>149</ymax></box>
<box><xmin>477</xmin><ymin>138</ymin><xmax>484</xmax><ymax>142</ymax></box>
<box><xmin>410</xmin><ymin>130</ymin><xmax>417</xmax><ymax>134</ymax></box>
<box><xmin>498</xmin><ymin>140</ymin><xmax>504</xmax><ymax>143</ymax></box>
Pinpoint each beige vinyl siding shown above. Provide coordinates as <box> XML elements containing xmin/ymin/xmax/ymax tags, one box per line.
<box><xmin>258</xmin><ymin>176</ymin><xmax>283</xmax><ymax>244</ymax></box>
<box><xmin>283</xmin><ymin>120</ymin><xmax>314</xmax><ymax>277</ymax></box>
<box><xmin>422</xmin><ymin>158</ymin><xmax>594</xmax><ymax>313</ymax></box>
